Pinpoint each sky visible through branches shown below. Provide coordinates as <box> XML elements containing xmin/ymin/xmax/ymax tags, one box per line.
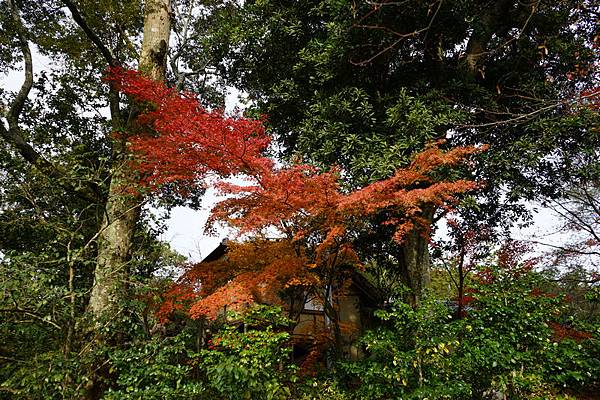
<box><xmin>0</xmin><ymin>47</ymin><xmax>572</xmax><ymax>263</ymax></box>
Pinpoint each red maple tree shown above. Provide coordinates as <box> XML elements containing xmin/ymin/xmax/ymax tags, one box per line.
<box><xmin>108</xmin><ymin>68</ymin><xmax>486</xmax><ymax>328</ymax></box>
<box><xmin>105</xmin><ymin>67</ymin><xmax>272</xmax><ymax>189</ymax></box>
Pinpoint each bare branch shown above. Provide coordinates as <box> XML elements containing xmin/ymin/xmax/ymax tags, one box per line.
<box><xmin>350</xmin><ymin>0</ymin><xmax>443</xmax><ymax>66</ymax></box>
<box><xmin>171</xmin><ymin>0</ymin><xmax>198</xmax><ymax>91</ymax></box>
<box><xmin>175</xmin><ymin>66</ymin><xmax>209</xmax><ymax>92</ymax></box>
<box><xmin>5</xmin><ymin>0</ymin><xmax>33</xmax><ymax>125</ymax></box>
<box><xmin>62</xmin><ymin>0</ymin><xmax>118</xmax><ymax>67</ymax></box>
<box><xmin>0</xmin><ymin>1</ymin><xmax>103</xmax><ymax>204</ymax></box>
<box><xmin>550</xmin><ymin>199</ymin><xmax>600</xmax><ymax>244</ymax></box>
<box><xmin>581</xmin><ymin>185</ymin><xmax>600</xmax><ymax>218</ymax></box>
<box><xmin>63</xmin><ymin>0</ymin><xmax>126</xmax><ymax>128</ymax></box>
<box><xmin>524</xmin><ymin>239</ymin><xmax>600</xmax><ymax>257</ymax></box>
<box><xmin>456</xmin><ymin>100</ymin><xmax>561</xmax><ymax>129</ymax></box>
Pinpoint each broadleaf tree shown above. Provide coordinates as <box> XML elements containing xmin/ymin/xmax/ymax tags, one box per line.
<box><xmin>199</xmin><ymin>0</ymin><xmax>599</xmax><ymax>301</ymax></box>
<box><xmin>109</xmin><ymin>69</ymin><xmax>487</xmax><ymax>345</ymax></box>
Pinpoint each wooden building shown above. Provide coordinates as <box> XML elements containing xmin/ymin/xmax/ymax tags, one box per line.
<box><xmin>197</xmin><ymin>240</ymin><xmax>382</xmax><ymax>359</ymax></box>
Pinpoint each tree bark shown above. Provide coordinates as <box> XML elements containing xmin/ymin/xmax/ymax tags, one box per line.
<box><xmin>398</xmin><ymin>208</ymin><xmax>434</xmax><ymax>307</ymax></box>
<box><xmin>87</xmin><ymin>0</ymin><xmax>171</xmax><ymax>322</ymax></box>
<box><xmin>139</xmin><ymin>0</ymin><xmax>171</xmax><ymax>80</ymax></box>
<box><xmin>463</xmin><ymin>0</ymin><xmax>514</xmax><ymax>76</ymax></box>
<box><xmin>3</xmin><ymin>0</ymin><xmax>172</xmax><ymax>326</ymax></box>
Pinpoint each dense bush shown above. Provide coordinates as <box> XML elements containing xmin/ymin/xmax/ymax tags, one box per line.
<box><xmin>105</xmin><ymin>305</ymin><xmax>296</xmax><ymax>400</ymax></box>
<box><xmin>103</xmin><ymin>334</ymin><xmax>203</xmax><ymax>399</ymax></box>
<box><xmin>2</xmin><ymin>269</ymin><xmax>597</xmax><ymax>399</ymax></box>
<box><xmin>337</xmin><ymin>266</ymin><xmax>599</xmax><ymax>399</ymax></box>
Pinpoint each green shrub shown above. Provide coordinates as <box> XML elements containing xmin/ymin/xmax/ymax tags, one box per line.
<box><xmin>338</xmin><ymin>296</ymin><xmax>470</xmax><ymax>399</ymax></box>
<box><xmin>195</xmin><ymin>305</ymin><xmax>297</xmax><ymax>400</ymax></box>
<box><xmin>337</xmin><ymin>266</ymin><xmax>599</xmax><ymax>399</ymax></box>
<box><xmin>103</xmin><ymin>334</ymin><xmax>204</xmax><ymax>399</ymax></box>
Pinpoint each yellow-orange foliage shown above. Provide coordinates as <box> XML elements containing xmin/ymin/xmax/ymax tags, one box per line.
<box><xmin>187</xmin><ymin>240</ymin><xmax>311</xmax><ymax>319</ymax></box>
<box><xmin>160</xmin><ymin>144</ymin><xmax>485</xmax><ymax>321</ymax></box>
<box><xmin>212</xmin><ymin>142</ymin><xmax>484</xmax><ymax>245</ymax></box>
<box><xmin>111</xmin><ymin>67</ymin><xmax>486</xmax><ymax>322</ymax></box>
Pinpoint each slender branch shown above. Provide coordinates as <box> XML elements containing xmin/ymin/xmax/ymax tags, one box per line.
<box><xmin>6</xmin><ymin>0</ymin><xmax>33</xmax><ymax>124</ymax></box>
<box><xmin>81</xmin><ymin>195</ymin><xmax>150</xmax><ymax>256</ymax></box>
<box><xmin>550</xmin><ymin>199</ymin><xmax>600</xmax><ymax>244</ymax></box>
<box><xmin>524</xmin><ymin>239</ymin><xmax>600</xmax><ymax>257</ymax></box>
<box><xmin>171</xmin><ymin>0</ymin><xmax>195</xmax><ymax>65</ymax></box>
<box><xmin>0</xmin><ymin>308</ymin><xmax>62</xmax><ymax>330</ymax></box>
<box><xmin>549</xmin><ymin>276</ymin><xmax>600</xmax><ymax>284</ymax></box>
<box><xmin>456</xmin><ymin>87</ymin><xmax>599</xmax><ymax>129</ymax></box>
<box><xmin>440</xmin><ymin>257</ymin><xmax>459</xmax><ymax>290</ymax></box>
<box><xmin>176</xmin><ymin>67</ymin><xmax>209</xmax><ymax>91</ymax></box>
<box><xmin>62</xmin><ymin>0</ymin><xmax>118</xmax><ymax>67</ymax></box>
<box><xmin>1</xmin><ymin>1</ymin><xmax>101</xmax><ymax>204</ymax></box>
<box><xmin>581</xmin><ymin>186</ymin><xmax>600</xmax><ymax>218</ymax></box>
<box><xmin>489</xmin><ymin>0</ymin><xmax>538</xmax><ymax>56</ymax></box>
<box><xmin>66</xmin><ymin>0</ymin><xmax>128</xmax><ymax>128</ymax></box>
<box><xmin>463</xmin><ymin>0</ymin><xmax>538</xmax><ymax>71</ymax></box>
<box><xmin>0</xmin><ymin>356</ymin><xmax>24</xmax><ymax>364</ymax></box>
<box><xmin>353</xmin><ymin>1</ymin><xmax>414</xmax><ymax>26</ymax></box>
<box><xmin>350</xmin><ymin>0</ymin><xmax>443</xmax><ymax>66</ymax></box>
<box><xmin>456</xmin><ymin>101</ymin><xmax>561</xmax><ymax>129</ymax></box>
<box><xmin>462</xmin><ymin>0</ymin><xmax>513</xmax><ymax>74</ymax></box>
<box><xmin>115</xmin><ymin>23</ymin><xmax>140</xmax><ymax>60</ymax></box>
<box><xmin>0</xmin><ymin>121</ymin><xmax>103</xmax><ymax>203</ymax></box>
<box><xmin>366</xmin><ymin>0</ymin><xmax>412</xmax><ymax>6</ymax></box>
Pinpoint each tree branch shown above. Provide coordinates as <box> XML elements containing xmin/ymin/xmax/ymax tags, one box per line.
<box><xmin>2</xmin><ymin>0</ymin><xmax>59</xmax><ymax>180</ymax></box>
<box><xmin>0</xmin><ymin>0</ymin><xmax>102</xmax><ymax>204</ymax></box>
<box><xmin>525</xmin><ymin>239</ymin><xmax>600</xmax><ymax>257</ymax></box>
<box><xmin>350</xmin><ymin>0</ymin><xmax>443</xmax><ymax>66</ymax></box>
<box><xmin>550</xmin><ymin>199</ymin><xmax>600</xmax><ymax>244</ymax></box>
<box><xmin>6</xmin><ymin>0</ymin><xmax>33</xmax><ymax>124</ymax></box>
<box><xmin>62</xmin><ymin>0</ymin><xmax>118</xmax><ymax>67</ymax></box>
<box><xmin>64</xmin><ymin>0</ymin><xmax>124</xmax><ymax>126</ymax></box>
<box><xmin>171</xmin><ymin>0</ymin><xmax>200</xmax><ymax>91</ymax></box>
<box><xmin>462</xmin><ymin>0</ymin><xmax>514</xmax><ymax>75</ymax></box>
<box><xmin>0</xmin><ymin>308</ymin><xmax>62</xmax><ymax>330</ymax></box>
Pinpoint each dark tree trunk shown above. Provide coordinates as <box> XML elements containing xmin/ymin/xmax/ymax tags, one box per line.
<box><xmin>397</xmin><ymin>208</ymin><xmax>434</xmax><ymax>307</ymax></box>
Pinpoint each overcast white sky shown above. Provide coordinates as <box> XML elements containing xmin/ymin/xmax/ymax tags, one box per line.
<box><xmin>1</xmin><ymin>46</ymin><xmax>566</xmax><ymax>263</ymax></box>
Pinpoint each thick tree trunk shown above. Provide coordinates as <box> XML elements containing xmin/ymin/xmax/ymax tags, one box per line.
<box><xmin>88</xmin><ymin>0</ymin><xmax>171</xmax><ymax>322</ymax></box>
<box><xmin>463</xmin><ymin>0</ymin><xmax>513</xmax><ymax>76</ymax></box>
<box><xmin>398</xmin><ymin>208</ymin><xmax>434</xmax><ymax>307</ymax></box>
<box><xmin>88</xmin><ymin>182</ymin><xmax>141</xmax><ymax>320</ymax></box>
<box><xmin>139</xmin><ymin>0</ymin><xmax>171</xmax><ymax>80</ymax></box>
<box><xmin>399</xmin><ymin>230</ymin><xmax>431</xmax><ymax>307</ymax></box>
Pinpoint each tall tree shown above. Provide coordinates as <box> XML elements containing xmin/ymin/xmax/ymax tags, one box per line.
<box><xmin>112</xmin><ymin>65</ymin><xmax>484</xmax><ymax>344</ymax></box>
<box><xmin>0</xmin><ymin>0</ymin><xmax>171</xmax><ymax>329</ymax></box>
<box><xmin>202</xmin><ymin>0</ymin><xmax>599</xmax><ymax>301</ymax></box>
<box><xmin>87</xmin><ymin>0</ymin><xmax>171</xmax><ymax>323</ymax></box>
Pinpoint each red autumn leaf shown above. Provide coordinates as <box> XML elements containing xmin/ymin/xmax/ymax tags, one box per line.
<box><xmin>107</xmin><ymin>68</ymin><xmax>486</xmax><ymax>322</ymax></box>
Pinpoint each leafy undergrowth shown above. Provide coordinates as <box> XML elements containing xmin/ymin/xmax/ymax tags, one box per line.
<box><xmin>3</xmin><ymin>265</ymin><xmax>597</xmax><ymax>399</ymax></box>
